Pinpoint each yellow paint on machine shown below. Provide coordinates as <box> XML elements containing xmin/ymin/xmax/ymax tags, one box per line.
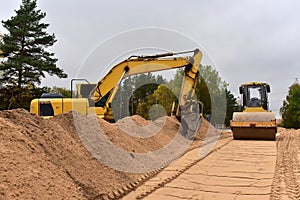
<box><xmin>30</xmin><ymin>98</ymin><xmax>105</xmax><ymax>117</ymax></box>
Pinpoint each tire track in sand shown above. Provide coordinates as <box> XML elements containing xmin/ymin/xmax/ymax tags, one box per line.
<box><xmin>270</xmin><ymin>129</ymin><xmax>300</xmax><ymax>200</ymax></box>
<box><xmin>124</xmin><ymin>133</ymin><xmax>277</xmax><ymax>199</ymax></box>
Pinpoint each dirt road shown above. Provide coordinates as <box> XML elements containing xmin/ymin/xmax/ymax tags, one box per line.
<box><xmin>124</xmin><ymin>128</ymin><xmax>300</xmax><ymax>200</ymax></box>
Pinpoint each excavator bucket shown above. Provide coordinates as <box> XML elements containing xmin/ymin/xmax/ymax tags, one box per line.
<box><xmin>230</xmin><ymin>112</ymin><xmax>277</xmax><ymax>140</ymax></box>
<box><xmin>181</xmin><ymin>112</ymin><xmax>202</xmax><ymax>140</ymax></box>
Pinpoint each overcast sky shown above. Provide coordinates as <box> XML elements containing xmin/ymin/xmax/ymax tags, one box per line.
<box><xmin>1</xmin><ymin>0</ymin><xmax>300</xmax><ymax>118</ymax></box>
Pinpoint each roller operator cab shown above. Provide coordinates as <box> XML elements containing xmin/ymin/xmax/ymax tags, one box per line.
<box><xmin>230</xmin><ymin>82</ymin><xmax>277</xmax><ymax>140</ymax></box>
<box><xmin>240</xmin><ymin>82</ymin><xmax>270</xmax><ymax>112</ymax></box>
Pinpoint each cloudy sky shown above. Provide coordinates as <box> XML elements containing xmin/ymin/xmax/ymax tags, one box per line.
<box><xmin>1</xmin><ymin>0</ymin><xmax>300</xmax><ymax>118</ymax></box>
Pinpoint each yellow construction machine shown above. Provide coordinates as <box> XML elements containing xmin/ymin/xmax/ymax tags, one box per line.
<box><xmin>30</xmin><ymin>49</ymin><xmax>203</xmax><ymax>133</ymax></box>
<box><xmin>230</xmin><ymin>82</ymin><xmax>277</xmax><ymax>140</ymax></box>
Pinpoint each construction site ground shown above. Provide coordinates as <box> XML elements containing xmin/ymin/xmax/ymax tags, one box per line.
<box><xmin>0</xmin><ymin>109</ymin><xmax>299</xmax><ymax>200</ymax></box>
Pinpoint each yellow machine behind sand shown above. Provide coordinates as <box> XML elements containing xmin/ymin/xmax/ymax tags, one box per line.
<box><xmin>30</xmin><ymin>49</ymin><xmax>203</xmax><ymax>138</ymax></box>
<box><xmin>30</xmin><ymin>49</ymin><xmax>202</xmax><ymax>121</ymax></box>
<box><xmin>230</xmin><ymin>82</ymin><xmax>277</xmax><ymax>140</ymax></box>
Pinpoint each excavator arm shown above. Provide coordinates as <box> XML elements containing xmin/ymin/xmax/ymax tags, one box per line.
<box><xmin>90</xmin><ymin>49</ymin><xmax>202</xmax><ymax>120</ymax></box>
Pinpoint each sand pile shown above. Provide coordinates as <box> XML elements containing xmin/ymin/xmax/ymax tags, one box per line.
<box><xmin>0</xmin><ymin>109</ymin><xmax>219</xmax><ymax>199</ymax></box>
<box><xmin>0</xmin><ymin>109</ymin><xmax>82</xmax><ymax>199</ymax></box>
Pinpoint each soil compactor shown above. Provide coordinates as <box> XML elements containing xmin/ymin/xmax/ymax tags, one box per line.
<box><xmin>230</xmin><ymin>82</ymin><xmax>277</xmax><ymax>140</ymax></box>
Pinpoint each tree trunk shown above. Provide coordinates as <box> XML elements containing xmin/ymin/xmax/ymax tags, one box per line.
<box><xmin>18</xmin><ymin>69</ymin><xmax>22</xmax><ymax>89</ymax></box>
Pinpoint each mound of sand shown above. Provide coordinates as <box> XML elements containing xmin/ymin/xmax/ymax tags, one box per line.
<box><xmin>0</xmin><ymin>109</ymin><xmax>218</xmax><ymax>199</ymax></box>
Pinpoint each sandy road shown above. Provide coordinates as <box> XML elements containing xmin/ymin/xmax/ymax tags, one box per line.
<box><xmin>123</xmin><ymin>130</ymin><xmax>292</xmax><ymax>200</ymax></box>
<box><xmin>150</xmin><ymin>140</ymin><xmax>276</xmax><ymax>200</ymax></box>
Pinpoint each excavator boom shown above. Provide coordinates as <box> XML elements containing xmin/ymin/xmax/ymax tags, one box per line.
<box><xmin>90</xmin><ymin>49</ymin><xmax>202</xmax><ymax>120</ymax></box>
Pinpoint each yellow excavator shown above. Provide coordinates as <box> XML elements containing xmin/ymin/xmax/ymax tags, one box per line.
<box><xmin>30</xmin><ymin>49</ymin><xmax>203</xmax><ymax>135</ymax></box>
<box><xmin>230</xmin><ymin>82</ymin><xmax>277</xmax><ymax>140</ymax></box>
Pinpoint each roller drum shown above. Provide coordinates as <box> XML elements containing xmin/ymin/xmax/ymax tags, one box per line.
<box><xmin>230</xmin><ymin>112</ymin><xmax>277</xmax><ymax>140</ymax></box>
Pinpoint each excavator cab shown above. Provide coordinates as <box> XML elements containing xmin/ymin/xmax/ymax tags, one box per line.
<box><xmin>230</xmin><ymin>82</ymin><xmax>277</xmax><ymax>140</ymax></box>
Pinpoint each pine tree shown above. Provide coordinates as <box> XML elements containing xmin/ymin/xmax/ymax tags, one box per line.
<box><xmin>0</xmin><ymin>0</ymin><xmax>67</xmax><ymax>89</ymax></box>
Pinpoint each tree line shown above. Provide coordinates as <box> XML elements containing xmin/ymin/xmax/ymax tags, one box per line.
<box><xmin>112</xmin><ymin>68</ymin><xmax>240</xmax><ymax>126</ymax></box>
